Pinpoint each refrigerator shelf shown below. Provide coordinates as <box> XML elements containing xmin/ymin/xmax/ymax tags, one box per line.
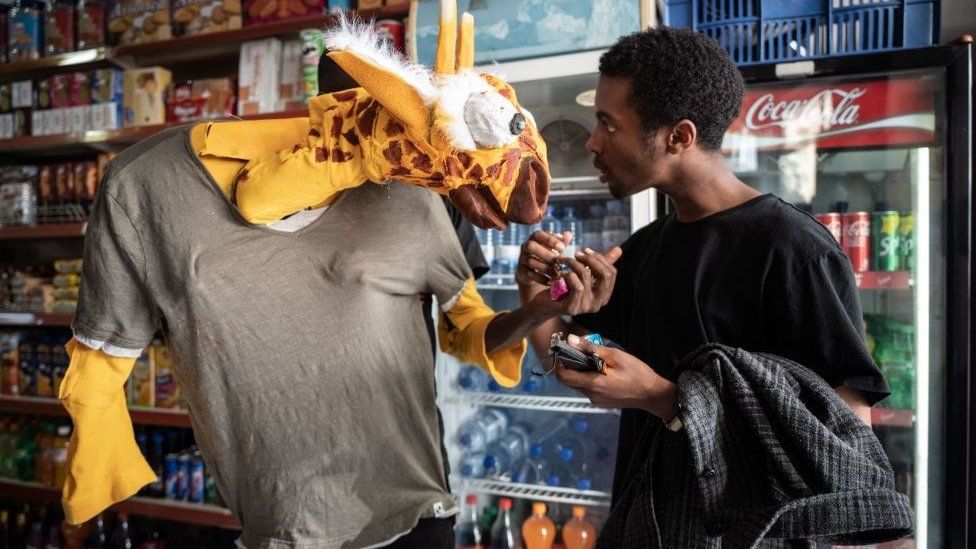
<box><xmin>442</xmin><ymin>392</ymin><xmax>618</xmax><ymax>415</ymax></box>
<box><xmin>451</xmin><ymin>477</ymin><xmax>612</xmax><ymax>508</ymax></box>
<box><xmin>855</xmin><ymin>271</ymin><xmax>913</xmax><ymax>291</ymax></box>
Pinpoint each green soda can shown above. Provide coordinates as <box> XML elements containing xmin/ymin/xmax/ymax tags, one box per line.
<box><xmin>872</xmin><ymin>211</ymin><xmax>901</xmax><ymax>272</ymax></box>
<box><xmin>898</xmin><ymin>212</ymin><xmax>915</xmax><ymax>274</ymax></box>
<box><xmin>300</xmin><ymin>30</ymin><xmax>326</xmax><ymax>102</ymax></box>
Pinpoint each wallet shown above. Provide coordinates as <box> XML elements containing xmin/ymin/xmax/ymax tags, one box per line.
<box><xmin>547</xmin><ymin>332</ymin><xmax>621</xmax><ymax>374</ymax></box>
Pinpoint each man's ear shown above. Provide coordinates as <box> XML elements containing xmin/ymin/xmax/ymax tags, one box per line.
<box><xmin>668</xmin><ymin>119</ymin><xmax>698</xmax><ymax>153</ymax></box>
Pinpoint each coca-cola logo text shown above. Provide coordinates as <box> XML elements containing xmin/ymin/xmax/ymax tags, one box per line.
<box><xmin>745</xmin><ymin>88</ymin><xmax>866</xmax><ymax>132</ymax></box>
<box><xmin>844</xmin><ymin>220</ymin><xmax>870</xmax><ymax>239</ymax></box>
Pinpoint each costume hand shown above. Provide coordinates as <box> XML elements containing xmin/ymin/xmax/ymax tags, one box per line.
<box><xmin>515</xmin><ymin>230</ymin><xmax>622</xmax><ymax>318</ymax></box>
<box><xmin>555</xmin><ymin>335</ymin><xmax>676</xmax><ymax>418</ymax></box>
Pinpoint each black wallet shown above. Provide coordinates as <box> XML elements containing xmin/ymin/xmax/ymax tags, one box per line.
<box><xmin>547</xmin><ymin>332</ymin><xmax>620</xmax><ymax>374</ymax></box>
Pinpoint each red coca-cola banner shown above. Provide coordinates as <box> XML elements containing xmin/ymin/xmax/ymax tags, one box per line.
<box><xmin>725</xmin><ymin>76</ymin><xmax>937</xmax><ymax>151</ymax></box>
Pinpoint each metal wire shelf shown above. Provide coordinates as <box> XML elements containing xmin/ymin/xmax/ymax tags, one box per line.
<box><xmin>451</xmin><ymin>476</ymin><xmax>612</xmax><ymax>508</ymax></box>
<box><xmin>442</xmin><ymin>392</ymin><xmax>618</xmax><ymax>415</ymax></box>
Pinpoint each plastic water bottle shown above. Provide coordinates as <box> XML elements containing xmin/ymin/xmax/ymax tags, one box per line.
<box><xmin>511</xmin><ymin>443</ymin><xmax>547</xmax><ymax>485</ymax></box>
<box><xmin>494</xmin><ymin>224</ymin><xmax>524</xmax><ymax>282</ymax></box>
<box><xmin>602</xmin><ymin>201</ymin><xmax>630</xmax><ymax>251</ymax></box>
<box><xmin>540</xmin><ymin>206</ymin><xmax>561</xmax><ymax>237</ymax></box>
<box><xmin>583</xmin><ymin>204</ymin><xmax>605</xmax><ymax>253</ymax></box>
<box><xmin>457</xmin><ymin>365</ymin><xmax>490</xmax><ymax>392</ymax></box>
<box><xmin>459</xmin><ymin>451</ymin><xmax>487</xmax><ymax>478</ymax></box>
<box><xmin>483</xmin><ymin>425</ymin><xmax>530</xmax><ymax>478</ymax></box>
<box><xmin>543</xmin><ymin>459</ymin><xmax>573</xmax><ymax>488</ymax></box>
<box><xmin>520</xmin><ymin>364</ymin><xmax>548</xmax><ymax>395</ymax></box>
<box><xmin>476</xmin><ymin>228</ymin><xmax>496</xmax><ymax>275</ymax></box>
<box><xmin>562</xmin><ymin>206</ymin><xmax>582</xmax><ymax>257</ymax></box>
<box><xmin>458</xmin><ymin>409</ymin><xmax>509</xmax><ymax>453</ymax></box>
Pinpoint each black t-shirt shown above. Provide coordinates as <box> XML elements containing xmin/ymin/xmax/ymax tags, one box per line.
<box><xmin>575</xmin><ymin>193</ymin><xmax>890</xmax><ymax>497</ymax></box>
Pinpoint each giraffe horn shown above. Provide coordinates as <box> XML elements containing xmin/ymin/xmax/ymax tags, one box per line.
<box><xmin>434</xmin><ymin>0</ymin><xmax>457</xmax><ymax>75</ymax></box>
<box><xmin>456</xmin><ymin>12</ymin><xmax>474</xmax><ymax>71</ymax></box>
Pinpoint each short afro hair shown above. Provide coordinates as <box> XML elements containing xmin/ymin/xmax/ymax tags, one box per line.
<box><xmin>599</xmin><ymin>27</ymin><xmax>744</xmax><ymax>151</ymax></box>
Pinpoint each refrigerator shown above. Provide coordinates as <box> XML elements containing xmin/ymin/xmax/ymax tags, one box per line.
<box><xmin>433</xmin><ymin>55</ymin><xmax>657</xmax><ymax>537</ymax></box>
<box><xmin>708</xmin><ymin>43</ymin><xmax>973</xmax><ymax>548</ymax></box>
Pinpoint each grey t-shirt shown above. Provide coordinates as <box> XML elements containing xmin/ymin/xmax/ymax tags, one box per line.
<box><xmin>73</xmin><ymin>126</ymin><xmax>472</xmax><ymax>549</ymax></box>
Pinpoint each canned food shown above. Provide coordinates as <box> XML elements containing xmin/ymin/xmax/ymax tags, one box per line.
<box><xmin>842</xmin><ymin>212</ymin><xmax>871</xmax><ymax>272</ymax></box>
<box><xmin>872</xmin><ymin>211</ymin><xmax>901</xmax><ymax>272</ymax></box>
<box><xmin>163</xmin><ymin>453</ymin><xmax>179</xmax><ymax>499</ymax></box>
<box><xmin>815</xmin><ymin>213</ymin><xmax>842</xmax><ymax>244</ymax></box>
<box><xmin>898</xmin><ymin>212</ymin><xmax>915</xmax><ymax>273</ymax></box>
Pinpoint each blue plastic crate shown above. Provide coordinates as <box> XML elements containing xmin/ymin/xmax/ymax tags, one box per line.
<box><xmin>662</xmin><ymin>0</ymin><xmax>940</xmax><ymax>65</ymax></box>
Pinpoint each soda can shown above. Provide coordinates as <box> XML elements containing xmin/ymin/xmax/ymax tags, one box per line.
<box><xmin>872</xmin><ymin>211</ymin><xmax>901</xmax><ymax>272</ymax></box>
<box><xmin>375</xmin><ymin>19</ymin><xmax>405</xmax><ymax>53</ymax></box>
<box><xmin>188</xmin><ymin>453</ymin><xmax>205</xmax><ymax>504</ymax></box>
<box><xmin>163</xmin><ymin>454</ymin><xmax>180</xmax><ymax>500</ymax></box>
<box><xmin>176</xmin><ymin>453</ymin><xmax>190</xmax><ymax>501</ymax></box>
<box><xmin>205</xmin><ymin>473</ymin><xmax>217</xmax><ymax>504</ymax></box>
<box><xmin>842</xmin><ymin>212</ymin><xmax>871</xmax><ymax>272</ymax></box>
<box><xmin>898</xmin><ymin>212</ymin><xmax>915</xmax><ymax>273</ymax></box>
<box><xmin>815</xmin><ymin>213</ymin><xmax>842</xmax><ymax>244</ymax></box>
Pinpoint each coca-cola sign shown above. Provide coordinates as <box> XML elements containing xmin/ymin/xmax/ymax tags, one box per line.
<box><xmin>725</xmin><ymin>76</ymin><xmax>937</xmax><ymax>151</ymax></box>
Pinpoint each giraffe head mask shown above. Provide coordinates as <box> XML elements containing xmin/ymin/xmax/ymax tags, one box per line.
<box><xmin>233</xmin><ymin>0</ymin><xmax>550</xmax><ymax>229</ymax></box>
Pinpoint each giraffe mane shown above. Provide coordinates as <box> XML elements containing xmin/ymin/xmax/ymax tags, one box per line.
<box><xmin>323</xmin><ymin>13</ymin><xmax>437</xmax><ymax>105</ymax></box>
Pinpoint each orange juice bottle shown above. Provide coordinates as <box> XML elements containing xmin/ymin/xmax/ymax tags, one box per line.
<box><xmin>522</xmin><ymin>502</ymin><xmax>555</xmax><ymax>549</ymax></box>
<box><xmin>562</xmin><ymin>506</ymin><xmax>596</xmax><ymax>549</ymax></box>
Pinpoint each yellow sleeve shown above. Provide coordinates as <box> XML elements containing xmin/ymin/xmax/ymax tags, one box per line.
<box><xmin>59</xmin><ymin>339</ymin><xmax>156</xmax><ymax>525</ymax></box>
<box><xmin>439</xmin><ymin>278</ymin><xmax>526</xmax><ymax>388</ymax></box>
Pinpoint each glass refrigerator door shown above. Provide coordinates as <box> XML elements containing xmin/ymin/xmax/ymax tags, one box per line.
<box><xmin>435</xmin><ymin>68</ymin><xmax>656</xmax><ymax>533</ymax></box>
<box><xmin>723</xmin><ymin>69</ymin><xmax>947</xmax><ymax>547</ymax></box>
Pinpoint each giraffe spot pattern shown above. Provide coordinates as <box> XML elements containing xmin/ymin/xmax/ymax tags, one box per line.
<box><xmin>383</xmin><ymin>141</ymin><xmax>403</xmax><ymax>167</ymax></box>
<box><xmin>315</xmin><ymin>148</ymin><xmax>329</xmax><ymax>162</ymax></box>
<box><xmin>309</xmin><ymin>127</ymin><xmax>321</xmax><ymax>138</ymax></box>
<box><xmin>390</xmin><ymin>166</ymin><xmax>411</xmax><ymax>177</ymax></box>
<box><xmin>330</xmin><ymin>115</ymin><xmax>343</xmax><ymax>140</ymax></box>
<box><xmin>445</xmin><ymin>157</ymin><xmax>463</xmax><ymax>178</ymax></box>
<box><xmin>333</xmin><ymin>90</ymin><xmax>358</xmax><ymax>102</ymax></box>
<box><xmin>342</xmin><ymin>129</ymin><xmax>360</xmax><ymax>147</ymax></box>
<box><xmin>357</xmin><ymin>100</ymin><xmax>380</xmax><ymax>137</ymax></box>
<box><xmin>330</xmin><ymin>148</ymin><xmax>353</xmax><ymax>162</ymax></box>
<box><xmin>457</xmin><ymin>152</ymin><xmax>473</xmax><ymax>169</ymax></box>
<box><xmin>384</xmin><ymin>120</ymin><xmax>404</xmax><ymax>137</ymax></box>
<box><xmin>411</xmin><ymin>153</ymin><xmax>432</xmax><ymax>171</ymax></box>
<box><xmin>468</xmin><ymin>164</ymin><xmax>483</xmax><ymax>180</ymax></box>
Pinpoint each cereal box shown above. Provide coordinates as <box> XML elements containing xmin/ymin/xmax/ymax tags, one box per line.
<box><xmin>8</xmin><ymin>0</ymin><xmax>44</xmax><ymax>62</ymax></box>
<box><xmin>44</xmin><ymin>0</ymin><xmax>76</xmax><ymax>56</ymax></box>
<box><xmin>170</xmin><ymin>0</ymin><xmax>242</xmax><ymax>37</ymax></box>
<box><xmin>107</xmin><ymin>0</ymin><xmax>172</xmax><ymax>46</ymax></box>
<box><xmin>124</xmin><ymin>67</ymin><xmax>171</xmax><ymax>126</ymax></box>
<box><xmin>91</xmin><ymin>69</ymin><xmax>124</xmax><ymax>131</ymax></box>
<box><xmin>77</xmin><ymin>0</ymin><xmax>108</xmax><ymax>49</ymax></box>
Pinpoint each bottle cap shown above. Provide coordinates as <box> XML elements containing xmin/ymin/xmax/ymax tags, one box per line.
<box><xmin>572</xmin><ymin>506</ymin><xmax>586</xmax><ymax>518</ymax></box>
<box><xmin>465</xmin><ymin>494</ymin><xmax>478</xmax><ymax>505</ymax></box>
<box><xmin>499</xmin><ymin>498</ymin><xmax>512</xmax><ymax>510</ymax></box>
<box><xmin>532</xmin><ymin>502</ymin><xmax>547</xmax><ymax>515</ymax></box>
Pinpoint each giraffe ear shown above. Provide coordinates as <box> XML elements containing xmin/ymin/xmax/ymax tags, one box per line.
<box><xmin>326</xmin><ymin>50</ymin><xmax>431</xmax><ymax>137</ymax></box>
<box><xmin>456</xmin><ymin>12</ymin><xmax>474</xmax><ymax>71</ymax></box>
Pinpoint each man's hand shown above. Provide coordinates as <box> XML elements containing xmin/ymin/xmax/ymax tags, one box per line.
<box><xmin>555</xmin><ymin>335</ymin><xmax>676</xmax><ymax>419</ymax></box>
<box><xmin>515</xmin><ymin>230</ymin><xmax>622</xmax><ymax>318</ymax></box>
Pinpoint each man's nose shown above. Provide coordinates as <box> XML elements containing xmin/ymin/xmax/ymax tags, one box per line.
<box><xmin>585</xmin><ymin>131</ymin><xmax>600</xmax><ymax>154</ymax></box>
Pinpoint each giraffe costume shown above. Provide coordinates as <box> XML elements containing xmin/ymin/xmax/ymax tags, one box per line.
<box><xmin>232</xmin><ymin>2</ymin><xmax>551</xmax><ymax>229</ymax></box>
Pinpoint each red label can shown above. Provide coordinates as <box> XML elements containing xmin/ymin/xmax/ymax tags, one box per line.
<box><xmin>376</xmin><ymin>19</ymin><xmax>405</xmax><ymax>54</ymax></box>
<box><xmin>815</xmin><ymin>213</ymin><xmax>842</xmax><ymax>244</ymax></box>
<box><xmin>842</xmin><ymin>212</ymin><xmax>871</xmax><ymax>272</ymax></box>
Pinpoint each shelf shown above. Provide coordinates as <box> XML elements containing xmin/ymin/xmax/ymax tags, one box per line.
<box><xmin>0</xmin><ymin>48</ymin><xmax>117</xmax><ymax>83</ymax></box>
<box><xmin>0</xmin><ymin>223</ymin><xmax>87</xmax><ymax>240</ymax></box>
<box><xmin>443</xmin><ymin>392</ymin><xmax>618</xmax><ymax>415</ymax></box>
<box><xmin>0</xmin><ymin>312</ymin><xmax>74</xmax><ymax>327</ymax></box>
<box><xmin>477</xmin><ymin>284</ymin><xmax>519</xmax><ymax>291</ymax></box>
<box><xmin>872</xmin><ymin>407</ymin><xmax>914</xmax><ymax>428</ymax></box>
<box><xmin>451</xmin><ymin>477</ymin><xmax>612</xmax><ymax>508</ymax></box>
<box><xmin>0</xmin><ymin>479</ymin><xmax>239</xmax><ymax>529</ymax></box>
<box><xmin>0</xmin><ymin>6</ymin><xmax>408</xmax><ymax>81</ymax></box>
<box><xmin>0</xmin><ymin>110</ymin><xmax>309</xmax><ymax>158</ymax></box>
<box><xmin>856</xmin><ymin>271</ymin><xmax>912</xmax><ymax>290</ymax></box>
<box><xmin>0</xmin><ymin>396</ymin><xmax>192</xmax><ymax>428</ymax></box>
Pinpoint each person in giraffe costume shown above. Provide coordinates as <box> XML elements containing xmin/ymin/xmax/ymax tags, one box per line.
<box><xmin>58</xmin><ymin>1</ymin><xmax>619</xmax><ymax>547</ymax></box>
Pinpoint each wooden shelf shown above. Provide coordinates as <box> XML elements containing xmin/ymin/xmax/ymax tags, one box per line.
<box><xmin>0</xmin><ymin>312</ymin><xmax>74</xmax><ymax>327</ymax></box>
<box><xmin>0</xmin><ymin>6</ymin><xmax>408</xmax><ymax>82</ymax></box>
<box><xmin>872</xmin><ymin>407</ymin><xmax>914</xmax><ymax>428</ymax></box>
<box><xmin>0</xmin><ymin>223</ymin><xmax>87</xmax><ymax>240</ymax></box>
<box><xmin>0</xmin><ymin>395</ymin><xmax>192</xmax><ymax>428</ymax></box>
<box><xmin>0</xmin><ymin>479</ymin><xmax>240</xmax><ymax>530</ymax></box>
<box><xmin>856</xmin><ymin>271</ymin><xmax>912</xmax><ymax>290</ymax></box>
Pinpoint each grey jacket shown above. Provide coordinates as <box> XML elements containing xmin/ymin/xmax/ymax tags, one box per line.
<box><xmin>597</xmin><ymin>344</ymin><xmax>915</xmax><ymax>548</ymax></box>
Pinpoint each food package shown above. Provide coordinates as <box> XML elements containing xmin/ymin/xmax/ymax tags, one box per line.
<box><xmin>77</xmin><ymin>0</ymin><xmax>109</xmax><ymax>49</ymax></box>
<box><xmin>166</xmin><ymin>77</ymin><xmax>235</xmax><ymax>123</ymax></box>
<box><xmin>243</xmin><ymin>0</ymin><xmax>324</xmax><ymax>27</ymax></box>
<box><xmin>7</xmin><ymin>0</ymin><xmax>44</xmax><ymax>62</ymax></box>
<box><xmin>278</xmin><ymin>40</ymin><xmax>305</xmax><ymax>112</ymax></box>
<box><xmin>153</xmin><ymin>342</ymin><xmax>180</xmax><ymax>409</ymax></box>
<box><xmin>128</xmin><ymin>348</ymin><xmax>156</xmax><ymax>407</ymax></box>
<box><xmin>107</xmin><ymin>0</ymin><xmax>173</xmax><ymax>46</ymax></box>
<box><xmin>237</xmin><ymin>38</ymin><xmax>281</xmax><ymax>115</ymax></box>
<box><xmin>170</xmin><ymin>0</ymin><xmax>242</xmax><ymax>37</ymax></box>
<box><xmin>44</xmin><ymin>0</ymin><xmax>76</xmax><ymax>56</ymax></box>
<box><xmin>54</xmin><ymin>258</ymin><xmax>84</xmax><ymax>274</ymax></box>
<box><xmin>124</xmin><ymin>67</ymin><xmax>171</xmax><ymax>127</ymax></box>
<box><xmin>91</xmin><ymin>69</ymin><xmax>125</xmax><ymax>131</ymax></box>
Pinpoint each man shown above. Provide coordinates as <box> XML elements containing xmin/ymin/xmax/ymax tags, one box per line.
<box><xmin>515</xmin><ymin>28</ymin><xmax>891</xmax><ymax>545</ymax></box>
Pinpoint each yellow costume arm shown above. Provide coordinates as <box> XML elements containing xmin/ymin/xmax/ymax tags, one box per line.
<box><xmin>439</xmin><ymin>278</ymin><xmax>526</xmax><ymax>388</ymax></box>
<box><xmin>59</xmin><ymin>339</ymin><xmax>156</xmax><ymax>525</ymax></box>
